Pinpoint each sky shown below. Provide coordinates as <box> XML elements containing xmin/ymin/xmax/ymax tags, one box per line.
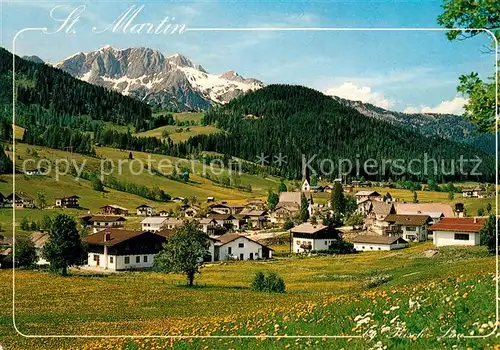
<box><xmin>0</xmin><ymin>0</ymin><xmax>496</xmax><ymax>114</ymax></box>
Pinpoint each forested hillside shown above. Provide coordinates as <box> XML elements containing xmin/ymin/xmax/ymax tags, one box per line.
<box><xmin>186</xmin><ymin>85</ymin><xmax>495</xmax><ymax>182</ymax></box>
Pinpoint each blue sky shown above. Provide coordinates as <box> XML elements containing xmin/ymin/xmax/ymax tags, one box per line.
<box><xmin>0</xmin><ymin>0</ymin><xmax>495</xmax><ymax>113</ymax></box>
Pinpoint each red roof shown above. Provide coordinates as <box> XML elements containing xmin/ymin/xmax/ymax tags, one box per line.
<box><xmin>430</xmin><ymin>217</ymin><xmax>486</xmax><ymax>233</ymax></box>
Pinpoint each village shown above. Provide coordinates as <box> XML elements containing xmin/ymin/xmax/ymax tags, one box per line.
<box><xmin>0</xmin><ymin>174</ymin><xmax>494</xmax><ymax>272</ymax></box>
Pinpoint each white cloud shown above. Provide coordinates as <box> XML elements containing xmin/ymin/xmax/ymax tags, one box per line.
<box><xmin>325</xmin><ymin>82</ymin><xmax>394</xmax><ymax>110</ymax></box>
<box><xmin>403</xmin><ymin>97</ymin><xmax>468</xmax><ymax>115</ymax></box>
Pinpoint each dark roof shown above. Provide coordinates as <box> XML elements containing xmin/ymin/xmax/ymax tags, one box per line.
<box><xmin>208</xmin><ymin>213</ymin><xmax>236</xmax><ymax>220</ymax></box>
<box><xmin>56</xmin><ymin>195</ymin><xmax>80</xmax><ymax>200</ymax></box>
<box><xmin>351</xmin><ymin>235</ymin><xmax>408</xmax><ymax>245</ymax></box>
<box><xmin>136</xmin><ymin>204</ymin><xmax>153</xmax><ymax>209</ymax></box>
<box><xmin>90</xmin><ymin>215</ymin><xmax>126</xmax><ymax>223</ymax></box>
<box><xmin>83</xmin><ymin>229</ymin><xmax>143</xmax><ymax>246</ymax></box>
<box><xmin>430</xmin><ymin>217</ymin><xmax>487</xmax><ymax>233</ymax></box>
<box><xmin>384</xmin><ymin>214</ymin><xmax>431</xmax><ymax>226</ymax></box>
<box><xmin>214</xmin><ymin>233</ymin><xmax>273</xmax><ymax>250</ymax></box>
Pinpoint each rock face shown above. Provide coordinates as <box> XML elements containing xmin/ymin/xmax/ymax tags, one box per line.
<box><xmin>54</xmin><ymin>46</ymin><xmax>264</xmax><ymax>111</ymax></box>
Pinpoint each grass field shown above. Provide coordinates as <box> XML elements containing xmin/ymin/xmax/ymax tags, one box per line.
<box><xmin>0</xmin><ymin>243</ymin><xmax>496</xmax><ymax>349</ymax></box>
<box><xmin>136</xmin><ymin>125</ymin><xmax>222</xmax><ymax>143</ymax></box>
<box><xmin>0</xmin><ymin>142</ymin><xmax>281</xmax><ymax>236</ymax></box>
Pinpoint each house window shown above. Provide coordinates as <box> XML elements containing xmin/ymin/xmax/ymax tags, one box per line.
<box><xmin>362</xmin><ymin>246</ymin><xmax>365</xmax><ymax>249</ymax></box>
<box><xmin>378</xmin><ymin>248</ymin><xmax>381</xmax><ymax>250</ymax></box>
<box><xmin>455</xmin><ymin>233</ymin><xmax>469</xmax><ymax>241</ymax></box>
<box><xmin>93</xmin><ymin>254</ymin><xmax>99</xmax><ymax>261</ymax></box>
<box><xmin>143</xmin><ymin>256</ymin><xmax>148</xmax><ymax>263</ymax></box>
<box><xmin>124</xmin><ymin>256</ymin><xmax>130</xmax><ymax>264</ymax></box>
<box><xmin>406</xmin><ymin>226</ymin><xmax>416</xmax><ymax>231</ymax></box>
<box><xmin>136</xmin><ymin>256</ymin><xmax>140</xmax><ymax>263</ymax></box>
<box><xmin>324</xmin><ymin>241</ymin><xmax>327</xmax><ymax>245</ymax></box>
<box><xmin>296</xmin><ymin>240</ymin><xmax>301</xmax><ymax>245</ymax></box>
<box><xmin>228</xmin><ymin>247</ymin><xmax>232</xmax><ymax>255</ymax></box>
<box><xmin>109</xmin><ymin>256</ymin><xmax>114</xmax><ymax>263</ymax></box>
<box><xmin>238</xmin><ymin>243</ymin><xmax>244</xmax><ymax>248</ymax></box>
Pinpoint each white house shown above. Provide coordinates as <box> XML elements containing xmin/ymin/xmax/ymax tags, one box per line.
<box><xmin>431</xmin><ymin>217</ymin><xmax>486</xmax><ymax>247</ymax></box>
<box><xmin>351</xmin><ymin>235</ymin><xmax>409</xmax><ymax>252</ymax></box>
<box><xmin>83</xmin><ymin>229</ymin><xmax>168</xmax><ymax>271</ymax></box>
<box><xmin>355</xmin><ymin>191</ymin><xmax>382</xmax><ymax>205</ymax></box>
<box><xmin>141</xmin><ymin>217</ymin><xmax>169</xmax><ymax>232</ymax></box>
<box><xmin>290</xmin><ymin>223</ymin><xmax>339</xmax><ymax>253</ymax></box>
<box><xmin>301</xmin><ymin>178</ymin><xmax>311</xmax><ymax>192</ymax></box>
<box><xmin>214</xmin><ymin>234</ymin><xmax>273</xmax><ymax>261</ymax></box>
<box><xmin>384</xmin><ymin>214</ymin><xmax>432</xmax><ymax>242</ymax></box>
<box><xmin>136</xmin><ymin>204</ymin><xmax>156</xmax><ymax>217</ymax></box>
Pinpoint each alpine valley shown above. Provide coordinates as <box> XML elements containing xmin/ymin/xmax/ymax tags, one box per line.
<box><xmin>53</xmin><ymin>46</ymin><xmax>495</xmax><ymax>155</ymax></box>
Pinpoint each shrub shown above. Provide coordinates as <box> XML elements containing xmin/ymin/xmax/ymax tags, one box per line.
<box><xmin>251</xmin><ymin>271</ymin><xmax>266</xmax><ymax>292</ymax></box>
<box><xmin>251</xmin><ymin>271</ymin><xmax>286</xmax><ymax>293</ymax></box>
<box><xmin>283</xmin><ymin>220</ymin><xmax>294</xmax><ymax>230</ymax></box>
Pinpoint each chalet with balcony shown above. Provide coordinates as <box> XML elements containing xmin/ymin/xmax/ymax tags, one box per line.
<box><xmin>384</xmin><ymin>214</ymin><xmax>432</xmax><ymax>242</ymax></box>
<box><xmin>55</xmin><ymin>195</ymin><xmax>80</xmax><ymax>209</ymax></box>
<box><xmin>290</xmin><ymin>223</ymin><xmax>339</xmax><ymax>254</ymax></box>
<box><xmin>100</xmin><ymin>204</ymin><xmax>129</xmax><ymax>216</ymax></box>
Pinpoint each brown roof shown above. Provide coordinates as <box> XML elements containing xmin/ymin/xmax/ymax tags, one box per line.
<box><xmin>90</xmin><ymin>215</ymin><xmax>126</xmax><ymax>223</ymax></box>
<box><xmin>369</xmin><ymin>201</ymin><xmax>395</xmax><ymax>215</ymax></box>
<box><xmin>83</xmin><ymin>229</ymin><xmax>143</xmax><ymax>246</ymax></box>
<box><xmin>56</xmin><ymin>195</ymin><xmax>80</xmax><ymax>200</ymax></box>
<box><xmin>214</xmin><ymin>233</ymin><xmax>273</xmax><ymax>250</ymax></box>
<box><xmin>291</xmin><ymin>223</ymin><xmax>328</xmax><ymax>234</ymax></box>
<box><xmin>355</xmin><ymin>191</ymin><xmax>381</xmax><ymax>197</ymax></box>
<box><xmin>156</xmin><ymin>229</ymin><xmax>175</xmax><ymax>239</ymax></box>
<box><xmin>208</xmin><ymin>213</ymin><xmax>236</xmax><ymax>220</ymax></box>
<box><xmin>384</xmin><ymin>214</ymin><xmax>431</xmax><ymax>226</ymax></box>
<box><xmin>351</xmin><ymin>235</ymin><xmax>408</xmax><ymax>245</ymax></box>
<box><xmin>395</xmin><ymin>203</ymin><xmax>455</xmax><ymax>218</ymax></box>
<box><xmin>278</xmin><ymin>192</ymin><xmax>302</xmax><ymax>205</ymax></box>
<box><xmin>430</xmin><ymin>217</ymin><xmax>487</xmax><ymax>233</ymax></box>
<box><xmin>29</xmin><ymin>231</ymin><xmax>49</xmax><ymax>248</ymax></box>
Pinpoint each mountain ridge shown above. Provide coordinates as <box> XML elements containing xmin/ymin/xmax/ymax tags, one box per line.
<box><xmin>54</xmin><ymin>46</ymin><xmax>264</xmax><ymax>111</ymax></box>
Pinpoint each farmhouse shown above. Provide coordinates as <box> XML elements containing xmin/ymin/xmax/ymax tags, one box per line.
<box><xmin>214</xmin><ymin>233</ymin><xmax>273</xmax><ymax>261</ymax></box>
<box><xmin>207</xmin><ymin>213</ymin><xmax>242</xmax><ymax>231</ymax></box>
<box><xmin>29</xmin><ymin>231</ymin><xmax>50</xmax><ymax>265</ymax></box>
<box><xmin>5</xmin><ymin>193</ymin><xmax>35</xmax><ymax>209</ymax></box>
<box><xmin>384</xmin><ymin>214</ymin><xmax>432</xmax><ymax>242</ymax></box>
<box><xmin>272</xmin><ymin>191</ymin><xmax>313</xmax><ymax>223</ymax></box>
<box><xmin>136</xmin><ymin>204</ymin><xmax>156</xmax><ymax>217</ymax></box>
<box><xmin>55</xmin><ymin>195</ymin><xmax>80</xmax><ymax>209</ymax></box>
<box><xmin>24</xmin><ymin>167</ymin><xmax>46</xmax><ymax>176</ymax></box>
<box><xmin>462</xmin><ymin>185</ymin><xmax>489</xmax><ymax>198</ymax></box>
<box><xmin>141</xmin><ymin>217</ymin><xmax>170</xmax><ymax>232</ymax></box>
<box><xmin>351</xmin><ymin>235</ymin><xmax>409</xmax><ymax>252</ymax></box>
<box><xmin>100</xmin><ymin>204</ymin><xmax>129</xmax><ymax>216</ymax></box>
<box><xmin>430</xmin><ymin>217</ymin><xmax>486</xmax><ymax>247</ymax></box>
<box><xmin>182</xmin><ymin>205</ymin><xmax>201</xmax><ymax>218</ymax></box>
<box><xmin>245</xmin><ymin>198</ymin><xmax>267</xmax><ymax>210</ymax></box>
<box><xmin>394</xmin><ymin>203</ymin><xmax>454</xmax><ymax>221</ymax></box>
<box><xmin>355</xmin><ymin>191</ymin><xmax>382</xmax><ymax>204</ymax></box>
<box><xmin>199</xmin><ymin>217</ymin><xmax>219</xmax><ymax>235</ymax></box>
<box><xmin>290</xmin><ymin>223</ymin><xmax>339</xmax><ymax>253</ymax></box>
<box><xmin>210</xmin><ymin>202</ymin><xmax>244</xmax><ymax>215</ymax></box>
<box><xmin>239</xmin><ymin>209</ymin><xmax>268</xmax><ymax>229</ymax></box>
<box><xmin>89</xmin><ymin>215</ymin><xmax>126</xmax><ymax>233</ymax></box>
<box><xmin>163</xmin><ymin>218</ymin><xmax>183</xmax><ymax>229</ymax></box>
<box><xmin>365</xmin><ymin>201</ymin><xmax>396</xmax><ymax>235</ymax></box>
<box><xmin>158</xmin><ymin>210</ymin><xmax>170</xmax><ymax>217</ymax></box>
<box><xmin>83</xmin><ymin>229</ymin><xmax>168</xmax><ymax>271</ymax></box>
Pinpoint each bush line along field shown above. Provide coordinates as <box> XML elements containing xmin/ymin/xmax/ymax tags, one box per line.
<box><xmin>0</xmin><ymin>243</ymin><xmax>496</xmax><ymax>349</ymax></box>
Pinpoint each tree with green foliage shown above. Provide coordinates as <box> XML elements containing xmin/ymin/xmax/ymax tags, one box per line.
<box><xmin>14</xmin><ymin>236</ymin><xmax>37</xmax><ymax>268</ymax></box>
<box><xmin>267</xmin><ymin>190</ymin><xmax>279</xmax><ymax>210</ymax></box>
<box><xmin>277</xmin><ymin>181</ymin><xmax>287</xmax><ymax>193</ymax></box>
<box><xmin>40</xmin><ymin>215</ymin><xmax>52</xmax><ymax>232</ymax></box>
<box><xmin>438</xmin><ymin>0</ymin><xmax>500</xmax><ymax>132</ymax></box>
<box><xmin>412</xmin><ymin>191</ymin><xmax>418</xmax><ymax>203</ymax></box>
<box><xmin>486</xmin><ymin>202</ymin><xmax>492</xmax><ymax>214</ymax></box>
<box><xmin>92</xmin><ymin>177</ymin><xmax>104</xmax><ymax>192</ymax></box>
<box><xmin>20</xmin><ymin>216</ymin><xmax>30</xmax><ymax>231</ymax></box>
<box><xmin>42</xmin><ymin>214</ymin><xmax>86</xmax><ymax>276</ymax></box>
<box><xmin>330</xmin><ymin>182</ymin><xmax>345</xmax><ymax>218</ymax></box>
<box><xmin>154</xmin><ymin>220</ymin><xmax>211</xmax><ymax>287</ymax></box>
<box><xmin>477</xmin><ymin>207</ymin><xmax>485</xmax><ymax>216</ymax></box>
<box><xmin>251</xmin><ymin>271</ymin><xmax>286</xmax><ymax>293</ymax></box>
<box><xmin>300</xmin><ymin>193</ymin><xmax>310</xmax><ymax>223</ymax></box>
<box><xmin>251</xmin><ymin>271</ymin><xmax>266</xmax><ymax>291</ymax></box>
<box><xmin>283</xmin><ymin>220</ymin><xmax>294</xmax><ymax>230</ymax></box>
<box><xmin>480</xmin><ymin>214</ymin><xmax>497</xmax><ymax>254</ymax></box>
<box><xmin>448</xmin><ymin>191</ymin><xmax>455</xmax><ymax>201</ymax></box>
<box><xmin>345</xmin><ymin>213</ymin><xmax>364</xmax><ymax>228</ymax></box>
<box><xmin>310</xmin><ymin>174</ymin><xmax>318</xmax><ymax>186</ymax></box>
<box><xmin>36</xmin><ymin>191</ymin><xmax>47</xmax><ymax>210</ymax></box>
